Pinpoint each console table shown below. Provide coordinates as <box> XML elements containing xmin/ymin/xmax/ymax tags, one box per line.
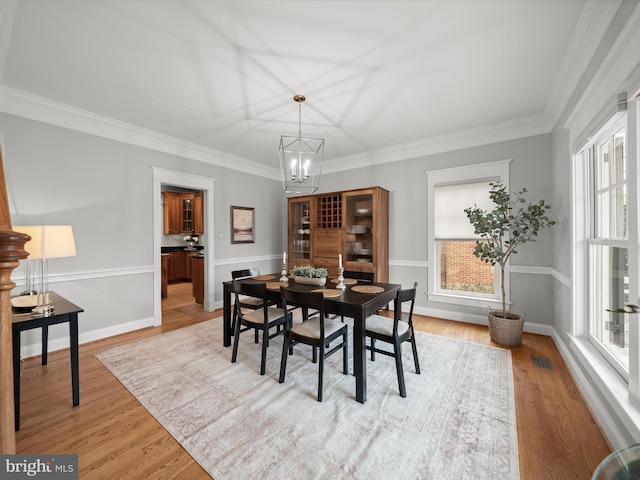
<box><xmin>12</xmin><ymin>292</ymin><xmax>83</xmax><ymax>430</ymax></box>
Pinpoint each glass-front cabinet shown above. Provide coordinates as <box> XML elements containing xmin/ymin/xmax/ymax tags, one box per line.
<box><xmin>287</xmin><ymin>187</ymin><xmax>389</xmax><ymax>282</ymax></box>
<box><xmin>288</xmin><ymin>197</ymin><xmax>312</xmax><ymax>265</ymax></box>
<box><xmin>345</xmin><ymin>192</ymin><xmax>374</xmax><ymax>265</ymax></box>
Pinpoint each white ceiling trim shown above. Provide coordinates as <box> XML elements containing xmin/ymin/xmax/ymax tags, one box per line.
<box><xmin>0</xmin><ymin>82</ymin><xmax>556</xmax><ymax>180</ymax></box>
<box><xmin>0</xmin><ymin>85</ymin><xmax>282</xmax><ymax>181</ymax></box>
<box><xmin>323</xmin><ymin>113</ymin><xmax>551</xmax><ymax>174</ymax></box>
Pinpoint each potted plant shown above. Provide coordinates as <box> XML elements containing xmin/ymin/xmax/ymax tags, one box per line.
<box><xmin>464</xmin><ymin>181</ymin><xmax>556</xmax><ymax>346</ymax></box>
<box><xmin>290</xmin><ymin>265</ymin><xmax>328</xmax><ymax>286</ymax></box>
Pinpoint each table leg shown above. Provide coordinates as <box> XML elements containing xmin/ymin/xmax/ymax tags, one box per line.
<box><xmin>12</xmin><ymin>325</ymin><xmax>20</xmax><ymax>431</ymax></box>
<box><xmin>41</xmin><ymin>325</ymin><xmax>48</xmax><ymax>365</ymax></box>
<box><xmin>353</xmin><ymin>313</ymin><xmax>367</xmax><ymax>404</ymax></box>
<box><xmin>223</xmin><ymin>283</ymin><xmax>231</xmax><ymax>347</ymax></box>
<box><xmin>69</xmin><ymin>314</ymin><xmax>79</xmax><ymax>406</ymax></box>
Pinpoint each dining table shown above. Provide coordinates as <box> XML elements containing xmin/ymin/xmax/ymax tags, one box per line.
<box><xmin>221</xmin><ymin>274</ymin><xmax>401</xmax><ymax>404</ymax></box>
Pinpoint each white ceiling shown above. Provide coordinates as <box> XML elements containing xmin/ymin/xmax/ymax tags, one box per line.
<box><xmin>0</xmin><ymin>1</ymin><xmax>616</xmax><ymax>175</ymax></box>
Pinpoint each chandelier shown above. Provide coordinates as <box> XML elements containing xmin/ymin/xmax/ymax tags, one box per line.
<box><xmin>279</xmin><ymin>94</ymin><xmax>325</xmax><ymax>194</ymax></box>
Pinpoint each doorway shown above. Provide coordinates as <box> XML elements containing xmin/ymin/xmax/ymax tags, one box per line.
<box><xmin>152</xmin><ymin>167</ymin><xmax>215</xmax><ymax>326</ymax></box>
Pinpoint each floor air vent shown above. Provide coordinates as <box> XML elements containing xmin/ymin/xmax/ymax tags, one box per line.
<box><xmin>532</xmin><ymin>355</ymin><xmax>553</xmax><ymax>370</ymax></box>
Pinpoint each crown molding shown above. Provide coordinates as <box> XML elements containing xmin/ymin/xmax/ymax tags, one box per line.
<box><xmin>322</xmin><ymin>113</ymin><xmax>552</xmax><ymax>174</ymax></box>
<box><xmin>0</xmin><ymin>85</ymin><xmax>281</xmax><ymax>180</ymax></box>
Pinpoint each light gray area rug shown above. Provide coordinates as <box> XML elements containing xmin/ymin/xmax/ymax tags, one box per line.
<box><xmin>96</xmin><ymin>318</ymin><xmax>519</xmax><ymax>479</ymax></box>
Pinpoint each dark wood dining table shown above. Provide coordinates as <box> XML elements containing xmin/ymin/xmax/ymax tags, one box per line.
<box><xmin>222</xmin><ymin>274</ymin><xmax>401</xmax><ymax>404</ymax></box>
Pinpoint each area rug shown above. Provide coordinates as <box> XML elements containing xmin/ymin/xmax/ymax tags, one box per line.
<box><xmin>95</xmin><ymin>318</ymin><xmax>519</xmax><ymax>479</ymax></box>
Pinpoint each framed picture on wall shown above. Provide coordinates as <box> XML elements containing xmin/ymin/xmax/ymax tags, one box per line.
<box><xmin>231</xmin><ymin>206</ymin><xmax>255</xmax><ymax>244</ymax></box>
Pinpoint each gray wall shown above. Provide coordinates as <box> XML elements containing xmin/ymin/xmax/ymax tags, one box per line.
<box><xmin>318</xmin><ymin>133</ymin><xmax>556</xmax><ymax>328</ymax></box>
<box><xmin>3</xmin><ymin>0</ymin><xmax>639</xmax><ymax>449</ymax></box>
<box><xmin>2</xmin><ymin>112</ymin><xmax>285</xmax><ymax>353</ymax></box>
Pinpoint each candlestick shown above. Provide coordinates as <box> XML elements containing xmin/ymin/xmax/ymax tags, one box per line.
<box><xmin>280</xmin><ymin>263</ymin><xmax>289</xmax><ymax>283</ymax></box>
<box><xmin>336</xmin><ymin>266</ymin><xmax>346</xmax><ymax>290</ymax></box>
<box><xmin>338</xmin><ymin>253</ymin><xmax>342</xmax><ymax>269</ymax></box>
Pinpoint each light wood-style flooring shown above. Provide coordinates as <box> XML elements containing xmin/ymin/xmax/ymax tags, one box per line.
<box><xmin>15</xmin><ymin>282</ymin><xmax>612</xmax><ymax>479</ymax></box>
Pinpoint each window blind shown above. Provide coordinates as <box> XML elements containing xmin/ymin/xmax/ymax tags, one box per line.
<box><xmin>434</xmin><ymin>181</ymin><xmax>495</xmax><ymax>239</ymax></box>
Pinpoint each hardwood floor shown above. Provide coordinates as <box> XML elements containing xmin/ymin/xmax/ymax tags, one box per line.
<box><xmin>15</xmin><ymin>282</ymin><xmax>612</xmax><ymax>479</ymax></box>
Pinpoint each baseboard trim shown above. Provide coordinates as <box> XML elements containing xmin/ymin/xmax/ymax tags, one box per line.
<box><xmin>19</xmin><ymin>316</ymin><xmax>155</xmax><ymax>359</ymax></box>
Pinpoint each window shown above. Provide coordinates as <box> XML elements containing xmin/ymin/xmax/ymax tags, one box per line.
<box><xmin>426</xmin><ymin>160</ymin><xmax>510</xmax><ymax>309</ymax></box>
<box><xmin>435</xmin><ymin>182</ymin><xmax>497</xmax><ymax>296</ymax></box>
<box><xmin>584</xmin><ymin>119</ymin><xmax>629</xmax><ymax>376</ymax></box>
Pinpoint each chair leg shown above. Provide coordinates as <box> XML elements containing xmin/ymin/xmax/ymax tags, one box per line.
<box><xmin>393</xmin><ymin>339</ymin><xmax>406</xmax><ymax>398</ymax></box>
<box><xmin>317</xmin><ymin>345</ymin><xmax>325</xmax><ymax>402</ymax></box>
<box><xmin>312</xmin><ymin>346</ymin><xmax>317</xmax><ymax>363</ymax></box>
<box><xmin>410</xmin><ymin>330</ymin><xmax>421</xmax><ymax>374</ymax></box>
<box><xmin>370</xmin><ymin>338</ymin><xmax>376</xmax><ymax>361</ymax></box>
<box><xmin>279</xmin><ymin>335</ymin><xmax>289</xmax><ymax>383</ymax></box>
<box><xmin>231</xmin><ymin>304</ymin><xmax>238</xmax><ymax>334</ymax></box>
<box><xmin>231</xmin><ymin>315</ymin><xmax>242</xmax><ymax>363</ymax></box>
<box><xmin>254</xmin><ymin>328</ymin><xmax>259</xmax><ymax>344</ymax></box>
<box><xmin>260</xmin><ymin>326</ymin><xmax>268</xmax><ymax>375</ymax></box>
<box><xmin>342</xmin><ymin>331</ymin><xmax>348</xmax><ymax>375</ymax></box>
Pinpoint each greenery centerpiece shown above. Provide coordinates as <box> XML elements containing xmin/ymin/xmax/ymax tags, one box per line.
<box><xmin>290</xmin><ymin>265</ymin><xmax>328</xmax><ymax>286</ymax></box>
<box><xmin>464</xmin><ymin>181</ymin><xmax>556</xmax><ymax>346</ymax></box>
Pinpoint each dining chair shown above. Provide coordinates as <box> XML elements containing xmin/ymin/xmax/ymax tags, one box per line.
<box><xmin>279</xmin><ymin>286</ymin><xmax>349</xmax><ymax>402</ymax></box>
<box><xmin>231</xmin><ymin>280</ymin><xmax>289</xmax><ymax>375</ymax></box>
<box><xmin>365</xmin><ymin>281</ymin><xmax>420</xmax><ymax>398</ymax></box>
<box><xmin>231</xmin><ymin>268</ymin><xmax>264</xmax><ymax>339</ymax></box>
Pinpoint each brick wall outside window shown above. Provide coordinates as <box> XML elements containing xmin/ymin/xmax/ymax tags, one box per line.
<box><xmin>440</xmin><ymin>240</ymin><xmax>494</xmax><ymax>294</ymax></box>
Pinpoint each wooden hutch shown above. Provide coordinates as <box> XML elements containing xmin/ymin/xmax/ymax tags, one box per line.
<box><xmin>287</xmin><ymin>186</ymin><xmax>389</xmax><ymax>282</ymax></box>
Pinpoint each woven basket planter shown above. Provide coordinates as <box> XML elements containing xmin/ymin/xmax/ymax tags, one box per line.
<box><xmin>488</xmin><ymin>311</ymin><xmax>525</xmax><ymax>347</ymax></box>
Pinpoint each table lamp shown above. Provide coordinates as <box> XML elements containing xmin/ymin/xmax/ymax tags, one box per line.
<box><xmin>13</xmin><ymin>225</ymin><xmax>76</xmax><ymax>315</ymax></box>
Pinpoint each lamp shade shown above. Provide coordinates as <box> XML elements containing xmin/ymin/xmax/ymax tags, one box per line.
<box><xmin>14</xmin><ymin>225</ymin><xmax>76</xmax><ymax>260</ymax></box>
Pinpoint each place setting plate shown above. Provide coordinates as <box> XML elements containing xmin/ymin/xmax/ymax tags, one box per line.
<box><xmin>330</xmin><ymin>278</ymin><xmax>357</xmax><ymax>285</ymax></box>
<box><xmin>351</xmin><ymin>285</ymin><xmax>384</xmax><ymax>294</ymax></box>
<box><xmin>266</xmin><ymin>281</ymin><xmax>289</xmax><ymax>290</ymax></box>
<box><xmin>252</xmin><ymin>274</ymin><xmax>275</xmax><ymax>281</ymax></box>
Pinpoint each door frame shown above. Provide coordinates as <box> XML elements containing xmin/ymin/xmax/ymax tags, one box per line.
<box><xmin>152</xmin><ymin>167</ymin><xmax>215</xmax><ymax>325</ymax></box>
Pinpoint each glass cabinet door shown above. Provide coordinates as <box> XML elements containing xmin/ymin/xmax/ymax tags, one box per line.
<box><xmin>182</xmin><ymin>196</ymin><xmax>193</xmax><ymax>233</ymax></box>
<box><xmin>345</xmin><ymin>192</ymin><xmax>373</xmax><ymax>265</ymax></box>
<box><xmin>289</xmin><ymin>199</ymin><xmax>311</xmax><ymax>264</ymax></box>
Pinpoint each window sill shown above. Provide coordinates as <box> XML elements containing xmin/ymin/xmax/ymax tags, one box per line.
<box><xmin>427</xmin><ymin>291</ymin><xmax>503</xmax><ymax>310</ymax></box>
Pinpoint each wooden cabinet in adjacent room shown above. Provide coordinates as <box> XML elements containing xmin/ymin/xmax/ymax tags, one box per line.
<box><xmin>287</xmin><ymin>186</ymin><xmax>389</xmax><ymax>282</ymax></box>
<box><xmin>163</xmin><ymin>190</ymin><xmax>204</xmax><ymax>234</ymax></box>
<box><xmin>165</xmin><ymin>250</ymin><xmax>195</xmax><ymax>283</ymax></box>
<box><xmin>194</xmin><ymin>192</ymin><xmax>203</xmax><ymax>234</ymax></box>
<box><xmin>163</xmin><ymin>191</ymin><xmax>182</xmax><ymax>234</ymax></box>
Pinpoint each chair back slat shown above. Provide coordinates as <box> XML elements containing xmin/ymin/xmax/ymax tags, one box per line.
<box><xmin>232</xmin><ymin>268</ymin><xmax>259</xmax><ymax>279</ymax></box>
<box><xmin>280</xmin><ymin>287</ymin><xmax>326</xmax><ymax>334</ymax></box>
<box><xmin>234</xmin><ymin>280</ymin><xmax>267</xmax><ymax>301</ymax></box>
<box><xmin>280</xmin><ymin>287</ymin><xmax>324</xmax><ymax>311</ymax></box>
<box><xmin>393</xmin><ymin>281</ymin><xmax>417</xmax><ymax>332</ymax></box>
